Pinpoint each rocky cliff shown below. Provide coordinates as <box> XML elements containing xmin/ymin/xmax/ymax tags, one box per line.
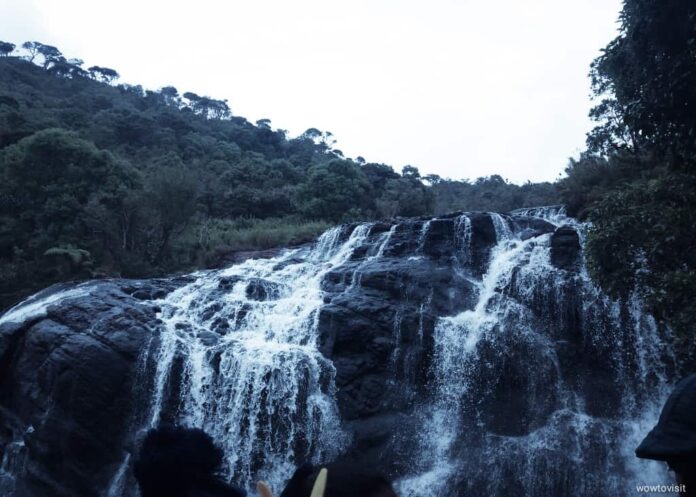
<box><xmin>0</xmin><ymin>209</ymin><xmax>674</xmax><ymax>497</ymax></box>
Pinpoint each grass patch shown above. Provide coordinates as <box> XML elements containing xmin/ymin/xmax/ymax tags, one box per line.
<box><xmin>174</xmin><ymin>217</ymin><xmax>332</xmax><ymax>268</ymax></box>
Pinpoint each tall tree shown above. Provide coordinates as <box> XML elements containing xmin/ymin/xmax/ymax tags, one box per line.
<box><xmin>48</xmin><ymin>59</ymin><xmax>88</xmax><ymax>79</ymax></box>
<box><xmin>159</xmin><ymin>86</ymin><xmax>180</xmax><ymax>106</ymax></box>
<box><xmin>37</xmin><ymin>44</ymin><xmax>63</xmax><ymax>69</ymax></box>
<box><xmin>183</xmin><ymin>92</ymin><xmax>230</xmax><ymax>119</ymax></box>
<box><xmin>256</xmin><ymin>118</ymin><xmax>271</xmax><ymax>129</ymax></box>
<box><xmin>588</xmin><ymin>0</ymin><xmax>696</xmax><ymax>167</ymax></box>
<box><xmin>141</xmin><ymin>155</ymin><xmax>199</xmax><ymax>263</ymax></box>
<box><xmin>88</xmin><ymin>66</ymin><xmax>120</xmax><ymax>84</ymax></box>
<box><xmin>402</xmin><ymin>165</ymin><xmax>421</xmax><ymax>178</ymax></box>
<box><xmin>20</xmin><ymin>41</ymin><xmax>63</xmax><ymax>68</ymax></box>
<box><xmin>567</xmin><ymin>0</ymin><xmax>696</xmax><ymax>345</ymax></box>
<box><xmin>0</xmin><ymin>41</ymin><xmax>15</xmax><ymax>57</ymax></box>
<box><xmin>21</xmin><ymin>41</ymin><xmax>41</xmax><ymax>62</ymax></box>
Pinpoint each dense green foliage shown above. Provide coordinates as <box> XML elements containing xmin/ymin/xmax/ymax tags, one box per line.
<box><xmin>427</xmin><ymin>174</ymin><xmax>558</xmax><ymax>214</ymax></box>
<box><xmin>586</xmin><ymin>0</ymin><xmax>696</xmax><ymax>165</ymax></box>
<box><xmin>561</xmin><ymin>0</ymin><xmax>696</xmax><ymax>346</ymax></box>
<box><xmin>584</xmin><ymin>171</ymin><xmax>696</xmax><ymax>337</ymax></box>
<box><xmin>2</xmin><ymin>2</ymin><xmax>694</xmax><ymax>344</ymax></box>
<box><xmin>0</xmin><ymin>45</ymin><xmax>557</xmax><ymax>308</ymax></box>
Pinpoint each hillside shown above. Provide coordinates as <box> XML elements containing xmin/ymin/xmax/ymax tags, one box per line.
<box><xmin>1</xmin><ymin>2</ymin><xmax>695</xmax><ymax>355</ymax></box>
<box><xmin>0</xmin><ymin>51</ymin><xmax>558</xmax><ymax>309</ymax></box>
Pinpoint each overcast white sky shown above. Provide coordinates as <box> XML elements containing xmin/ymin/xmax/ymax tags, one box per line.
<box><xmin>1</xmin><ymin>0</ymin><xmax>622</xmax><ymax>183</ymax></box>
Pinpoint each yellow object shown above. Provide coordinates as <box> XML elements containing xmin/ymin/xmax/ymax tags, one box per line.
<box><xmin>310</xmin><ymin>468</ymin><xmax>328</xmax><ymax>497</ymax></box>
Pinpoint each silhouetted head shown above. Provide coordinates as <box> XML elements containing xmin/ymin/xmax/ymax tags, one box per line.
<box><xmin>279</xmin><ymin>462</ymin><xmax>398</xmax><ymax>497</ymax></box>
<box><xmin>636</xmin><ymin>374</ymin><xmax>696</xmax><ymax>496</ymax></box>
<box><xmin>133</xmin><ymin>425</ymin><xmax>246</xmax><ymax>497</ymax></box>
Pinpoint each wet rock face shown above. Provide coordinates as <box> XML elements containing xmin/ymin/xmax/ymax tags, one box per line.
<box><xmin>0</xmin><ymin>211</ymin><xmax>662</xmax><ymax>497</ymax></box>
<box><xmin>461</xmin><ymin>328</ymin><xmax>560</xmax><ymax>437</ymax></box>
<box><xmin>0</xmin><ymin>281</ymin><xmax>174</xmax><ymax>497</ymax></box>
<box><xmin>316</xmin><ymin>213</ymin><xmax>572</xmax><ymax>470</ymax></box>
<box><xmin>319</xmin><ymin>255</ymin><xmax>475</xmax><ymax>418</ymax></box>
<box><xmin>245</xmin><ymin>278</ymin><xmax>285</xmax><ymax>301</ymax></box>
<box><xmin>550</xmin><ymin>225</ymin><xmax>581</xmax><ymax>270</ymax></box>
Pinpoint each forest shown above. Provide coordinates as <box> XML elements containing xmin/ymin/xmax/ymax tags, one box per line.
<box><xmin>0</xmin><ymin>43</ymin><xmax>557</xmax><ymax>307</ymax></box>
<box><xmin>0</xmin><ymin>0</ymin><xmax>694</xmax><ymax>351</ymax></box>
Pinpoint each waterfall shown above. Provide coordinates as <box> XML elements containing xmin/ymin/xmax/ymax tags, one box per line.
<box><xmin>129</xmin><ymin>225</ymin><xmax>371</xmax><ymax>492</ymax></box>
<box><xmin>490</xmin><ymin>212</ymin><xmax>513</xmax><ymax>241</ymax></box>
<box><xmin>416</xmin><ymin>219</ymin><xmax>434</xmax><ymax>255</ymax></box>
<box><xmin>0</xmin><ymin>285</ymin><xmax>89</xmax><ymax>327</ymax></box>
<box><xmin>0</xmin><ymin>435</ymin><xmax>28</xmax><ymax>495</ymax></box>
<box><xmin>376</xmin><ymin>225</ymin><xmax>397</xmax><ymax>259</ymax></box>
<box><xmin>511</xmin><ymin>205</ymin><xmax>567</xmax><ymax>224</ymax></box>
<box><xmin>2</xmin><ymin>209</ymin><xmax>676</xmax><ymax>497</ymax></box>
<box><xmin>397</xmin><ymin>210</ymin><xmax>673</xmax><ymax>497</ymax></box>
<box><xmin>454</xmin><ymin>215</ymin><xmax>472</xmax><ymax>266</ymax></box>
<box><xmin>104</xmin><ymin>454</ymin><xmax>131</xmax><ymax>497</ymax></box>
<box><xmin>398</xmin><ymin>215</ymin><xmax>541</xmax><ymax>495</ymax></box>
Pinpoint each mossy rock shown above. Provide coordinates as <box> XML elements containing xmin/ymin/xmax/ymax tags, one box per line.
<box><xmin>43</xmin><ymin>247</ymin><xmax>93</xmax><ymax>267</ymax></box>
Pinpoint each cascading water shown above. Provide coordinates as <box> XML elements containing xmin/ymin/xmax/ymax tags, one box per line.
<box><xmin>124</xmin><ymin>225</ymin><xmax>370</xmax><ymax>493</ymax></box>
<box><xmin>416</xmin><ymin>219</ymin><xmax>434</xmax><ymax>255</ymax></box>
<box><xmin>511</xmin><ymin>205</ymin><xmax>568</xmax><ymax>225</ymax></box>
<box><xmin>1</xmin><ymin>209</ymin><xmax>677</xmax><ymax>497</ymax></box>
<box><xmin>0</xmin><ymin>285</ymin><xmax>89</xmax><ymax>327</ymax></box>
<box><xmin>397</xmin><ymin>211</ymin><xmax>673</xmax><ymax>497</ymax></box>
<box><xmin>0</xmin><ymin>434</ymin><xmax>28</xmax><ymax>495</ymax></box>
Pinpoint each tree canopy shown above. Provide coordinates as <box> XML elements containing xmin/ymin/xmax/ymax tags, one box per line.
<box><xmin>0</xmin><ymin>39</ymin><xmax>558</xmax><ymax>309</ymax></box>
<box><xmin>562</xmin><ymin>0</ymin><xmax>696</xmax><ymax>352</ymax></box>
<box><xmin>0</xmin><ymin>41</ymin><xmax>14</xmax><ymax>57</ymax></box>
<box><xmin>587</xmin><ymin>0</ymin><xmax>696</xmax><ymax>166</ymax></box>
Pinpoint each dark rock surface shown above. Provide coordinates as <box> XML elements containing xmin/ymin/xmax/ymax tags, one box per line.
<box><xmin>550</xmin><ymin>225</ymin><xmax>582</xmax><ymax>270</ymax></box>
<box><xmin>0</xmin><ymin>211</ymin><xmax>667</xmax><ymax>497</ymax></box>
<box><xmin>245</xmin><ymin>278</ymin><xmax>285</xmax><ymax>301</ymax></box>
<box><xmin>0</xmin><ymin>280</ymin><xmax>177</xmax><ymax>497</ymax></box>
<box><xmin>316</xmin><ymin>213</ymin><xmax>560</xmax><ymax>471</ymax></box>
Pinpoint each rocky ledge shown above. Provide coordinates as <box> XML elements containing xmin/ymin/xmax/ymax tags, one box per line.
<box><xmin>0</xmin><ymin>211</ymin><xmax>595</xmax><ymax>497</ymax></box>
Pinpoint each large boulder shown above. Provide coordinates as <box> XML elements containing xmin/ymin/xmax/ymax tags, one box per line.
<box><xmin>0</xmin><ymin>281</ymin><xmax>171</xmax><ymax>497</ymax></box>
<box><xmin>317</xmin><ymin>215</ymin><xmax>487</xmax><ymax>471</ymax></box>
<box><xmin>550</xmin><ymin>225</ymin><xmax>581</xmax><ymax>270</ymax></box>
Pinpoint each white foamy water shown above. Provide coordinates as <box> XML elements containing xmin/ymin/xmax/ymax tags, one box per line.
<box><xmin>142</xmin><ymin>225</ymin><xmax>371</xmax><ymax>491</ymax></box>
<box><xmin>0</xmin><ymin>286</ymin><xmax>89</xmax><ymax>326</ymax></box>
<box><xmin>398</xmin><ymin>210</ymin><xmax>673</xmax><ymax>497</ymax></box>
<box><xmin>512</xmin><ymin>205</ymin><xmax>568</xmax><ymax>225</ymax></box>
<box><xmin>1</xmin><ymin>209</ymin><xmax>674</xmax><ymax>497</ymax></box>
<box><xmin>104</xmin><ymin>454</ymin><xmax>130</xmax><ymax>497</ymax></box>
